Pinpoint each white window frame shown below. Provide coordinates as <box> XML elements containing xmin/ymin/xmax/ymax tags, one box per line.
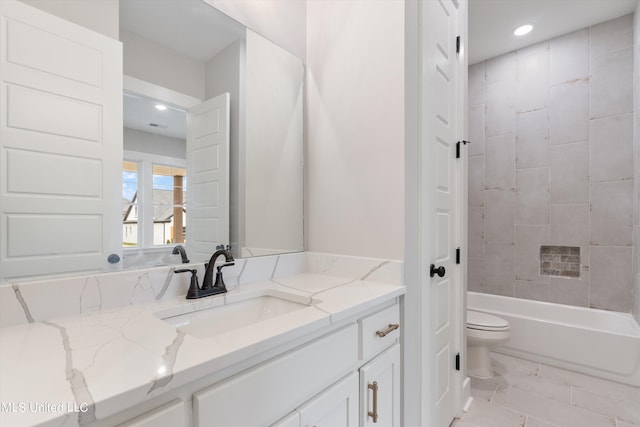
<box><xmin>123</xmin><ymin>149</ymin><xmax>187</xmax><ymax>254</ymax></box>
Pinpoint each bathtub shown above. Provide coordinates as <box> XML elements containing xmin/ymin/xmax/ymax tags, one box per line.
<box><xmin>467</xmin><ymin>292</ymin><xmax>640</xmax><ymax>387</ymax></box>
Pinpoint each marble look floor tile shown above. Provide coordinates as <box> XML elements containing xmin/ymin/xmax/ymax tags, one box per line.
<box><xmin>616</xmin><ymin>420</ymin><xmax>639</xmax><ymax>427</ymax></box>
<box><xmin>572</xmin><ymin>388</ymin><xmax>640</xmax><ymax>425</ymax></box>
<box><xmin>470</xmin><ymin>375</ymin><xmax>501</xmax><ymax>402</ymax></box>
<box><xmin>539</xmin><ymin>365</ymin><xmax>640</xmax><ymax>404</ymax></box>
<box><xmin>461</xmin><ymin>354</ymin><xmax>640</xmax><ymax>427</ymax></box>
<box><xmin>492</xmin><ymin>386</ymin><xmax>616</xmax><ymax>427</ymax></box>
<box><xmin>456</xmin><ymin>398</ymin><xmax>527</xmax><ymax>427</ymax></box>
<box><xmin>492</xmin><ymin>352</ymin><xmax>541</xmax><ymax>377</ymax></box>
<box><xmin>525</xmin><ymin>417</ymin><xmax>559</xmax><ymax>427</ymax></box>
<box><xmin>498</xmin><ymin>369</ymin><xmax>571</xmax><ymax>404</ymax></box>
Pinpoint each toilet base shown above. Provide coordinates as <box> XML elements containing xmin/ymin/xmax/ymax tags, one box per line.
<box><xmin>467</xmin><ymin>344</ymin><xmax>494</xmax><ymax>379</ymax></box>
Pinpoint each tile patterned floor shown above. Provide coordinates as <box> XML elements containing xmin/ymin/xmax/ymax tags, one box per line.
<box><xmin>451</xmin><ymin>353</ymin><xmax>640</xmax><ymax>427</ymax></box>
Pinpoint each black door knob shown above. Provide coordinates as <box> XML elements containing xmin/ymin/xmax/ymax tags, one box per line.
<box><xmin>430</xmin><ymin>264</ymin><xmax>446</xmax><ymax>278</ymax></box>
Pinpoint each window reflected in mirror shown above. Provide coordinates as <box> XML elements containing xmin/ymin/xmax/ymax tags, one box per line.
<box><xmin>152</xmin><ymin>164</ymin><xmax>186</xmax><ymax>246</ymax></box>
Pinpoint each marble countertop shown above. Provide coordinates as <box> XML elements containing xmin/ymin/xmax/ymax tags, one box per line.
<box><xmin>0</xmin><ymin>271</ymin><xmax>405</xmax><ymax>427</ymax></box>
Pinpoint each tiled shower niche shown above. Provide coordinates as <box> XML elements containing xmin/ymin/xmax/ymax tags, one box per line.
<box><xmin>540</xmin><ymin>246</ymin><xmax>580</xmax><ymax>278</ymax></box>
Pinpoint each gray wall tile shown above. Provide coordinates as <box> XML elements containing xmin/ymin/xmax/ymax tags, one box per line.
<box><xmin>469</xmin><ymin>155</ymin><xmax>485</xmax><ymax>207</ymax></box>
<box><xmin>469</xmin><ymin>62</ymin><xmax>486</xmax><ymax>107</ymax></box>
<box><xmin>469</xmin><ymin>103</ymin><xmax>486</xmax><ymax>156</ymax></box>
<box><xmin>550</xmin><ymin>29</ymin><xmax>589</xmax><ymax>86</ymax></box>
<box><xmin>515</xmin><ymin>225</ymin><xmax>550</xmax><ymax>282</ymax></box>
<box><xmin>486</xmin><ymin>133</ymin><xmax>515</xmax><ymax>189</ymax></box>
<box><xmin>515</xmin><ymin>280</ymin><xmax>550</xmax><ymax>302</ymax></box>
<box><xmin>590</xmin><ymin>114</ymin><xmax>633</xmax><ymax>182</ymax></box>
<box><xmin>590</xmin><ymin>246</ymin><xmax>633</xmax><ymax>312</ymax></box>
<box><xmin>486</xmin><ymin>80</ymin><xmax>516</xmax><ymax>137</ymax></box>
<box><xmin>549</xmin><ymin>204</ymin><xmax>590</xmax><ymax>247</ymax></box>
<box><xmin>590</xmin><ymin>181</ymin><xmax>633</xmax><ymax>246</ymax></box>
<box><xmin>484</xmin><ymin>242</ymin><xmax>516</xmax><ymax>296</ymax></box>
<box><xmin>516</xmin><ymin>168</ymin><xmax>549</xmax><ymax>225</ymax></box>
<box><xmin>486</xmin><ymin>52</ymin><xmax>516</xmax><ymax>84</ymax></box>
<box><xmin>550</xmin><ymin>80</ymin><xmax>589</xmax><ymax>146</ymax></box>
<box><xmin>516</xmin><ymin>109</ymin><xmax>549</xmax><ymax>169</ymax></box>
<box><xmin>469</xmin><ymin>207</ymin><xmax>485</xmax><ymax>259</ymax></box>
<box><xmin>550</xmin><ymin>142</ymin><xmax>589</xmax><ymax>204</ymax></box>
<box><xmin>516</xmin><ymin>43</ymin><xmax>549</xmax><ymax>113</ymax></box>
<box><xmin>549</xmin><ymin>276</ymin><xmax>589</xmax><ymax>307</ymax></box>
<box><xmin>485</xmin><ymin>189</ymin><xmax>515</xmax><ymax>243</ymax></box>
<box><xmin>467</xmin><ymin>14</ymin><xmax>635</xmax><ymax>312</ymax></box>
<box><xmin>590</xmin><ymin>47</ymin><xmax>633</xmax><ymax>119</ymax></box>
<box><xmin>468</xmin><ymin>257</ymin><xmax>484</xmax><ymax>293</ymax></box>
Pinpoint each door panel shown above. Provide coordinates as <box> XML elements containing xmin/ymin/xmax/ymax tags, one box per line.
<box><xmin>0</xmin><ymin>0</ymin><xmax>122</xmax><ymax>280</ymax></box>
<box><xmin>186</xmin><ymin>92</ymin><xmax>230</xmax><ymax>262</ymax></box>
<box><xmin>425</xmin><ymin>0</ymin><xmax>461</xmax><ymax>425</ymax></box>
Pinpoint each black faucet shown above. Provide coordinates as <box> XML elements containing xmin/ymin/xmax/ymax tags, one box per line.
<box><xmin>175</xmin><ymin>249</ymin><xmax>234</xmax><ymax>299</ymax></box>
<box><xmin>172</xmin><ymin>245</ymin><xmax>190</xmax><ymax>263</ymax></box>
<box><xmin>202</xmin><ymin>249</ymin><xmax>235</xmax><ymax>293</ymax></box>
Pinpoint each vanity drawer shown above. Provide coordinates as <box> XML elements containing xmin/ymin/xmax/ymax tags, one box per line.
<box><xmin>359</xmin><ymin>303</ymin><xmax>400</xmax><ymax>361</ymax></box>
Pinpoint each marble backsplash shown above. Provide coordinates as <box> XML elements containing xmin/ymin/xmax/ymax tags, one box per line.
<box><xmin>0</xmin><ymin>252</ymin><xmax>403</xmax><ymax>328</ymax></box>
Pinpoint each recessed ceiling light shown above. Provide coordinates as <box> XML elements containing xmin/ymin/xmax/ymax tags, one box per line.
<box><xmin>155</xmin><ymin>104</ymin><xmax>167</xmax><ymax>111</ymax></box>
<box><xmin>514</xmin><ymin>24</ymin><xmax>533</xmax><ymax>36</ymax></box>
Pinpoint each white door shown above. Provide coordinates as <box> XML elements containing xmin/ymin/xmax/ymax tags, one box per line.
<box><xmin>0</xmin><ymin>0</ymin><xmax>122</xmax><ymax>280</ymax></box>
<box><xmin>299</xmin><ymin>373</ymin><xmax>359</xmax><ymax>427</ymax></box>
<box><xmin>422</xmin><ymin>0</ymin><xmax>464</xmax><ymax>425</ymax></box>
<box><xmin>186</xmin><ymin>93</ymin><xmax>230</xmax><ymax>263</ymax></box>
<box><xmin>360</xmin><ymin>344</ymin><xmax>401</xmax><ymax>427</ymax></box>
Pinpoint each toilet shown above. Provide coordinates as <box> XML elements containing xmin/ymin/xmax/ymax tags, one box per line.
<box><xmin>466</xmin><ymin>310</ymin><xmax>511</xmax><ymax>379</ymax></box>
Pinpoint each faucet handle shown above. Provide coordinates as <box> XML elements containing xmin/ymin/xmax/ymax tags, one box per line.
<box><xmin>175</xmin><ymin>268</ymin><xmax>201</xmax><ymax>299</ymax></box>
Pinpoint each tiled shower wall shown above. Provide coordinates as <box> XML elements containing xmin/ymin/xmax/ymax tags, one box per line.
<box><xmin>634</xmin><ymin>5</ymin><xmax>640</xmax><ymax>324</ymax></box>
<box><xmin>468</xmin><ymin>14</ymin><xmax>635</xmax><ymax>312</ymax></box>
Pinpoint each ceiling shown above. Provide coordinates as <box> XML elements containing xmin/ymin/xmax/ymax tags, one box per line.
<box><xmin>120</xmin><ymin>0</ymin><xmax>246</xmax><ymax>140</ymax></box>
<box><xmin>469</xmin><ymin>0</ymin><xmax>638</xmax><ymax>64</ymax></box>
<box><xmin>119</xmin><ymin>0</ymin><xmax>245</xmax><ymax>62</ymax></box>
<box><xmin>123</xmin><ymin>93</ymin><xmax>187</xmax><ymax>140</ymax></box>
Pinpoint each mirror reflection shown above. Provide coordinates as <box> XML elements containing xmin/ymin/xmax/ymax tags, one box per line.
<box><xmin>120</xmin><ymin>0</ymin><xmax>304</xmax><ymax>267</ymax></box>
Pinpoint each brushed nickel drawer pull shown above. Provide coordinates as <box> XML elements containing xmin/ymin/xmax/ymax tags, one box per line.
<box><xmin>376</xmin><ymin>323</ymin><xmax>399</xmax><ymax>337</ymax></box>
<box><xmin>368</xmin><ymin>381</ymin><xmax>379</xmax><ymax>423</ymax></box>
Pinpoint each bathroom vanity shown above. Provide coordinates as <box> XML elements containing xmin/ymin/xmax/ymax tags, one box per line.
<box><xmin>0</xmin><ymin>252</ymin><xmax>405</xmax><ymax>427</ymax></box>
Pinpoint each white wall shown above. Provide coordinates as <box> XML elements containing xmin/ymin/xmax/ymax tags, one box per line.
<box><xmin>633</xmin><ymin>0</ymin><xmax>640</xmax><ymax>323</ymax></box>
<box><xmin>123</xmin><ymin>128</ymin><xmax>186</xmax><ymax>159</ymax></box>
<box><xmin>121</xmin><ymin>29</ymin><xmax>205</xmax><ymax>100</ymax></box>
<box><xmin>244</xmin><ymin>30</ymin><xmax>304</xmax><ymax>253</ymax></box>
<box><xmin>205</xmin><ymin>39</ymin><xmax>246</xmax><ymax>254</ymax></box>
<box><xmin>204</xmin><ymin>0</ymin><xmax>306</xmax><ymax>60</ymax></box>
<box><xmin>20</xmin><ymin>0</ymin><xmax>118</xmax><ymax>39</ymax></box>
<box><xmin>305</xmin><ymin>0</ymin><xmax>405</xmax><ymax>260</ymax></box>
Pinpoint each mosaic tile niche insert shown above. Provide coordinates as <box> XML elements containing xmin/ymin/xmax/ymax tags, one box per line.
<box><xmin>540</xmin><ymin>246</ymin><xmax>581</xmax><ymax>278</ymax></box>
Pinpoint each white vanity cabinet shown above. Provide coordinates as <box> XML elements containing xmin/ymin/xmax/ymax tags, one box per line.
<box><xmin>272</xmin><ymin>373</ymin><xmax>359</xmax><ymax>427</ymax></box>
<box><xmin>193</xmin><ymin>324</ymin><xmax>359</xmax><ymax>427</ymax></box>
<box><xmin>117</xmin><ymin>400</ymin><xmax>187</xmax><ymax>427</ymax></box>
<box><xmin>360</xmin><ymin>344</ymin><xmax>401</xmax><ymax>427</ymax></box>
<box><xmin>271</xmin><ymin>303</ymin><xmax>401</xmax><ymax>427</ymax></box>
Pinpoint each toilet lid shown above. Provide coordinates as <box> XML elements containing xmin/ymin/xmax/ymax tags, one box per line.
<box><xmin>467</xmin><ymin>310</ymin><xmax>510</xmax><ymax>331</ymax></box>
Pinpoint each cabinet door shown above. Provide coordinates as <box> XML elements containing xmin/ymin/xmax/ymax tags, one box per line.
<box><xmin>271</xmin><ymin>411</ymin><xmax>300</xmax><ymax>427</ymax></box>
<box><xmin>360</xmin><ymin>344</ymin><xmax>400</xmax><ymax>427</ymax></box>
<box><xmin>299</xmin><ymin>373</ymin><xmax>359</xmax><ymax>427</ymax></box>
<box><xmin>118</xmin><ymin>400</ymin><xmax>187</xmax><ymax>427</ymax></box>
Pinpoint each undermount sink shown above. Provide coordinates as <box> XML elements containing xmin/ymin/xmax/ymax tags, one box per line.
<box><xmin>155</xmin><ymin>291</ymin><xmax>314</xmax><ymax>339</ymax></box>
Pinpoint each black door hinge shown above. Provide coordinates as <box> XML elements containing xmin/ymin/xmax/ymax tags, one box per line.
<box><xmin>456</xmin><ymin>36</ymin><xmax>460</xmax><ymax>54</ymax></box>
<box><xmin>455</xmin><ymin>353</ymin><xmax>460</xmax><ymax>371</ymax></box>
<box><xmin>456</xmin><ymin>247</ymin><xmax>461</xmax><ymax>264</ymax></box>
<box><xmin>456</xmin><ymin>140</ymin><xmax>470</xmax><ymax>158</ymax></box>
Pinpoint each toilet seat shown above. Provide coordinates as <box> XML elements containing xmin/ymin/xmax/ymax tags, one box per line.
<box><xmin>467</xmin><ymin>310</ymin><xmax>510</xmax><ymax>331</ymax></box>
